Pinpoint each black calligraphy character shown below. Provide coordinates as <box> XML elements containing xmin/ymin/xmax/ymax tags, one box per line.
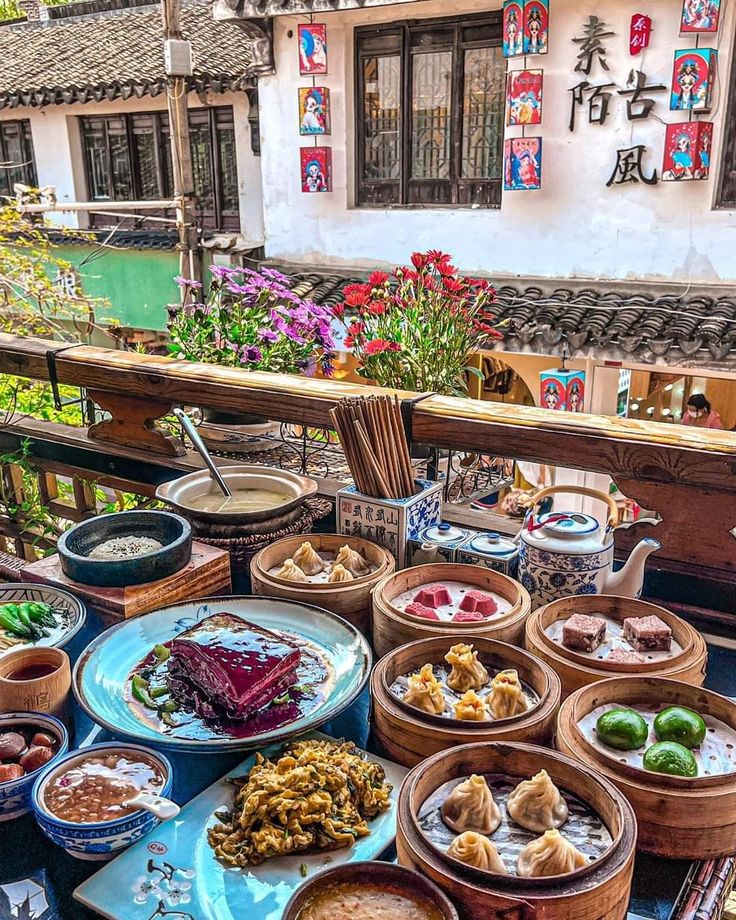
<box><xmin>606</xmin><ymin>145</ymin><xmax>658</xmax><ymax>186</ymax></box>
<box><xmin>617</xmin><ymin>69</ymin><xmax>667</xmax><ymax>121</ymax></box>
<box><xmin>569</xmin><ymin>81</ymin><xmax>615</xmax><ymax>131</ymax></box>
<box><xmin>572</xmin><ymin>16</ymin><xmax>615</xmax><ymax>75</ymax></box>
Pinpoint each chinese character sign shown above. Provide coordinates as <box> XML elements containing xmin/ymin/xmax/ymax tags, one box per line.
<box><xmin>662</xmin><ymin>122</ymin><xmax>713</xmax><ymax>181</ymax></box>
<box><xmin>506</xmin><ymin>70</ymin><xmax>544</xmax><ymax>126</ymax></box>
<box><xmin>670</xmin><ymin>49</ymin><xmax>717</xmax><ymax>111</ymax></box>
<box><xmin>629</xmin><ymin>14</ymin><xmax>652</xmax><ymax>55</ymax></box>
<box><xmin>504</xmin><ymin>138</ymin><xmax>542</xmax><ymax>190</ymax></box>
<box><xmin>572</xmin><ymin>15</ymin><xmax>615</xmax><ymax>75</ymax></box>
<box><xmin>681</xmin><ymin>0</ymin><xmax>720</xmax><ymax>33</ymax></box>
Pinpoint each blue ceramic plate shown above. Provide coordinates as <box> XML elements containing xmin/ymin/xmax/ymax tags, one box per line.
<box><xmin>74</xmin><ymin>733</ymin><xmax>406</xmax><ymax>920</ymax></box>
<box><xmin>73</xmin><ymin>596</ymin><xmax>372</xmax><ymax>753</ymax></box>
<box><xmin>0</xmin><ymin>583</ymin><xmax>86</xmax><ymax>659</ymax></box>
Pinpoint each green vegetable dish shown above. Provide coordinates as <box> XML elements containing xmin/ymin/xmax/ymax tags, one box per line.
<box><xmin>643</xmin><ymin>741</ymin><xmax>699</xmax><ymax>778</ymax></box>
<box><xmin>596</xmin><ymin>708</ymin><xmax>649</xmax><ymax>751</ymax></box>
<box><xmin>0</xmin><ymin>602</ymin><xmax>62</xmax><ymax>651</ymax></box>
<box><xmin>654</xmin><ymin>707</ymin><xmax>706</xmax><ymax>749</ymax></box>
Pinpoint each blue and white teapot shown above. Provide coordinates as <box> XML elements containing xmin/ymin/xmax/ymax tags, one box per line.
<box><xmin>517</xmin><ymin>486</ymin><xmax>660</xmax><ymax>609</ymax></box>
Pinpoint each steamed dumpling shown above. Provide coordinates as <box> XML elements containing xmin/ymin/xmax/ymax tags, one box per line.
<box><xmin>404</xmin><ymin>664</ymin><xmax>444</xmax><ymax>715</ymax></box>
<box><xmin>517</xmin><ymin>829</ymin><xmax>588</xmax><ymax>878</ymax></box>
<box><xmin>445</xmin><ymin>643</ymin><xmax>489</xmax><ymax>693</ymax></box>
<box><xmin>507</xmin><ymin>769</ymin><xmax>569</xmax><ymax>832</ymax></box>
<box><xmin>334</xmin><ymin>544</ymin><xmax>370</xmax><ymax>577</ymax></box>
<box><xmin>441</xmin><ymin>774</ymin><xmax>501</xmax><ymax>835</ymax></box>
<box><xmin>293</xmin><ymin>541</ymin><xmax>325</xmax><ymax>575</ymax></box>
<box><xmin>277</xmin><ymin>558</ymin><xmax>307</xmax><ymax>582</ymax></box>
<box><xmin>487</xmin><ymin>669</ymin><xmax>529</xmax><ymax>720</ymax></box>
<box><xmin>447</xmin><ymin>831</ymin><xmax>508</xmax><ymax>874</ymax></box>
<box><xmin>454</xmin><ymin>690</ymin><xmax>488</xmax><ymax>722</ymax></box>
<box><xmin>328</xmin><ymin>563</ymin><xmax>354</xmax><ymax>583</ymax></box>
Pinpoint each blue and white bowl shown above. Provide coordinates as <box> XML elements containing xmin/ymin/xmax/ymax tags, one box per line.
<box><xmin>0</xmin><ymin>712</ymin><xmax>68</xmax><ymax>822</ymax></box>
<box><xmin>32</xmin><ymin>742</ymin><xmax>173</xmax><ymax>861</ymax></box>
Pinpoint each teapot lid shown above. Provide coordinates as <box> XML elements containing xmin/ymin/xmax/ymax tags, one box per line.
<box><xmin>539</xmin><ymin>512</ymin><xmax>601</xmax><ymax>538</ymax></box>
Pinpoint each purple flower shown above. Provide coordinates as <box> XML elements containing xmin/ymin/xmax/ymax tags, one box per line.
<box><xmin>241</xmin><ymin>345</ymin><xmax>263</xmax><ymax>364</ymax></box>
<box><xmin>261</xmin><ymin>266</ymin><xmax>291</xmax><ymax>284</ymax></box>
<box><xmin>174</xmin><ymin>275</ymin><xmax>203</xmax><ymax>289</ymax></box>
<box><xmin>259</xmin><ymin>328</ymin><xmax>279</xmax><ymax>343</ymax></box>
<box><xmin>209</xmin><ymin>265</ymin><xmax>241</xmax><ymax>280</ymax></box>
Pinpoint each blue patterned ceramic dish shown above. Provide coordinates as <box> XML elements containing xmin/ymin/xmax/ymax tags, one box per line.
<box><xmin>72</xmin><ymin>596</ymin><xmax>372</xmax><ymax>753</ymax></box>
<box><xmin>0</xmin><ymin>711</ymin><xmax>68</xmax><ymax>822</ymax></box>
<box><xmin>74</xmin><ymin>733</ymin><xmax>407</xmax><ymax>920</ymax></box>
<box><xmin>31</xmin><ymin>742</ymin><xmax>173</xmax><ymax>861</ymax></box>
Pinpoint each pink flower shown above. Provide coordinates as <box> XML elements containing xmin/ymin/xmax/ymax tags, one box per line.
<box><xmin>364</xmin><ymin>339</ymin><xmax>401</xmax><ymax>355</ymax></box>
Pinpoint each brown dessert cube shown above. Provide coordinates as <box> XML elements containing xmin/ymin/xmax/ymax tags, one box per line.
<box><xmin>562</xmin><ymin>614</ymin><xmax>607</xmax><ymax>653</ymax></box>
<box><xmin>623</xmin><ymin>615</ymin><xmax>672</xmax><ymax>652</ymax></box>
<box><xmin>607</xmin><ymin>648</ymin><xmax>643</xmax><ymax>664</ymax></box>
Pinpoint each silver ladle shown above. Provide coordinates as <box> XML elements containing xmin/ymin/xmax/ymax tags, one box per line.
<box><xmin>173</xmin><ymin>408</ymin><xmax>231</xmax><ymax>499</ymax></box>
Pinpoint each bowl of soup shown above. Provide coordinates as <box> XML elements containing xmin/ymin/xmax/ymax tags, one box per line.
<box><xmin>156</xmin><ymin>465</ymin><xmax>319</xmax><ymax>535</ymax></box>
<box><xmin>32</xmin><ymin>742</ymin><xmax>173</xmax><ymax>860</ymax></box>
<box><xmin>0</xmin><ymin>712</ymin><xmax>68</xmax><ymax>822</ymax></box>
<box><xmin>284</xmin><ymin>862</ymin><xmax>459</xmax><ymax>920</ymax></box>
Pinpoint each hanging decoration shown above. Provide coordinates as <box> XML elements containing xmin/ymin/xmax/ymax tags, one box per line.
<box><xmin>503</xmin><ymin>0</ymin><xmax>524</xmax><ymax>56</ymax></box>
<box><xmin>681</xmin><ymin>0</ymin><xmax>721</xmax><ymax>33</ymax></box>
<box><xmin>524</xmin><ymin>0</ymin><xmax>549</xmax><ymax>54</ymax></box>
<box><xmin>662</xmin><ymin>121</ymin><xmax>713</xmax><ymax>181</ymax></box>
<box><xmin>506</xmin><ymin>69</ymin><xmax>544</xmax><ymax>126</ymax></box>
<box><xmin>298</xmin><ymin>86</ymin><xmax>330</xmax><ymax>135</ymax></box>
<box><xmin>629</xmin><ymin>14</ymin><xmax>652</xmax><ymax>55</ymax></box>
<box><xmin>670</xmin><ymin>49</ymin><xmax>717</xmax><ymax>111</ymax></box>
<box><xmin>539</xmin><ymin>368</ymin><xmax>586</xmax><ymax>412</ymax></box>
<box><xmin>298</xmin><ymin>23</ymin><xmax>328</xmax><ymax>75</ymax></box>
<box><xmin>300</xmin><ymin>147</ymin><xmax>332</xmax><ymax>193</ymax></box>
<box><xmin>504</xmin><ymin>138</ymin><xmax>542</xmax><ymax>190</ymax></box>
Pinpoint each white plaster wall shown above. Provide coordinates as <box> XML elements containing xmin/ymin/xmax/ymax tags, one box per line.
<box><xmin>257</xmin><ymin>0</ymin><xmax>736</xmax><ymax>284</ymax></box>
<box><xmin>0</xmin><ymin>91</ymin><xmax>264</xmax><ymax>241</ymax></box>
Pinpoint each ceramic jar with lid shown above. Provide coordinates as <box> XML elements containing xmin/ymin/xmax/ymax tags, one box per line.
<box><xmin>406</xmin><ymin>523</ymin><xmax>475</xmax><ymax>566</ymax></box>
<box><xmin>457</xmin><ymin>531</ymin><xmax>519</xmax><ymax>577</ymax></box>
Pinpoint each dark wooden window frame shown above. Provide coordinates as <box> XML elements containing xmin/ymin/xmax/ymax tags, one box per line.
<box><xmin>80</xmin><ymin>107</ymin><xmax>240</xmax><ymax>231</ymax></box>
<box><xmin>355</xmin><ymin>11</ymin><xmax>504</xmax><ymax>209</ymax></box>
<box><xmin>716</xmin><ymin>31</ymin><xmax>736</xmax><ymax>208</ymax></box>
<box><xmin>0</xmin><ymin>119</ymin><xmax>38</xmax><ymax>197</ymax></box>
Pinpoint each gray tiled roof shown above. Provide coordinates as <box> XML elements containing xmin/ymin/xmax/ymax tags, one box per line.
<box><xmin>285</xmin><ymin>271</ymin><xmax>736</xmax><ymax>368</ymax></box>
<box><xmin>0</xmin><ymin>0</ymin><xmax>255</xmax><ymax>109</ymax></box>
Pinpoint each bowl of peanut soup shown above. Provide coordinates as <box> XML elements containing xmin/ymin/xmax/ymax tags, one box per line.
<box><xmin>31</xmin><ymin>742</ymin><xmax>172</xmax><ymax>860</ymax></box>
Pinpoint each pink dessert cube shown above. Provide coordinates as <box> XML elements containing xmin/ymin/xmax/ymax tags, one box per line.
<box><xmin>607</xmin><ymin>648</ymin><xmax>643</xmax><ymax>664</ymax></box>
<box><xmin>452</xmin><ymin>610</ymin><xmax>486</xmax><ymax>623</ymax></box>
<box><xmin>623</xmin><ymin>615</ymin><xmax>672</xmax><ymax>652</ymax></box>
<box><xmin>406</xmin><ymin>602</ymin><xmax>441</xmax><ymax>621</ymax></box>
<box><xmin>459</xmin><ymin>590</ymin><xmax>498</xmax><ymax>617</ymax></box>
<box><xmin>414</xmin><ymin>583</ymin><xmax>452</xmax><ymax>609</ymax></box>
<box><xmin>562</xmin><ymin>613</ymin><xmax>607</xmax><ymax>653</ymax></box>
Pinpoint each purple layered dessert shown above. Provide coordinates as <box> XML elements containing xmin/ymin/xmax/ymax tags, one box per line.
<box><xmin>167</xmin><ymin>613</ymin><xmax>301</xmax><ymax>721</ymax></box>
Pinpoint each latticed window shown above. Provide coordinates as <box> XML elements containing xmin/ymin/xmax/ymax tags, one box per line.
<box><xmin>356</xmin><ymin>14</ymin><xmax>504</xmax><ymax>207</ymax></box>
<box><xmin>0</xmin><ymin>120</ymin><xmax>37</xmax><ymax>198</ymax></box>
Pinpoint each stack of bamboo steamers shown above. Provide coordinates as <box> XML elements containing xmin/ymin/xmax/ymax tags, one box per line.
<box><xmin>330</xmin><ymin>395</ymin><xmax>417</xmax><ymax>499</ymax></box>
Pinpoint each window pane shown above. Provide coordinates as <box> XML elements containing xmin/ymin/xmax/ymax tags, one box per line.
<box><xmin>2</xmin><ymin>125</ymin><xmax>25</xmax><ymax>190</ymax></box>
<box><xmin>362</xmin><ymin>55</ymin><xmax>400</xmax><ymax>180</ymax></box>
<box><xmin>411</xmin><ymin>50</ymin><xmax>452</xmax><ymax>179</ymax></box>
<box><xmin>461</xmin><ymin>46</ymin><xmax>505</xmax><ymax>179</ymax></box>
<box><xmin>107</xmin><ymin>119</ymin><xmax>133</xmax><ymax>200</ymax></box>
<box><xmin>217</xmin><ymin>123</ymin><xmax>239</xmax><ymax>213</ymax></box>
<box><xmin>159</xmin><ymin>117</ymin><xmax>174</xmax><ymax>197</ymax></box>
<box><xmin>82</xmin><ymin>121</ymin><xmax>110</xmax><ymax>200</ymax></box>
<box><xmin>131</xmin><ymin>115</ymin><xmax>160</xmax><ymax>199</ymax></box>
<box><xmin>190</xmin><ymin>120</ymin><xmax>214</xmax><ymax>212</ymax></box>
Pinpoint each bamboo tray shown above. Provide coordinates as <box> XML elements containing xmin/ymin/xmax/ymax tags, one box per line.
<box><xmin>250</xmin><ymin>533</ymin><xmax>394</xmax><ymax>638</ymax></box>
<box><xmin>557</xmin><ymin>676</ymin><xmax>736</xmax><ymax>860</ymax></box>
<box><xmin>397</xmin><ymin>741</ymin><xmax>637</xmax><ymax>920</ymax></box>
<box><xmin>525</xmin><ymin>595</ymin><xmax>707</xmax><ymax>697</ymax></box>
<box><xmin>371</xmin><ymin>636</ymin><xmax>561</xmax><ymax>767</ymax></box>
<box><xmin>372</xmin><ymin>564</ymin><xmax>532</xmax><ymax>658</ymax></box>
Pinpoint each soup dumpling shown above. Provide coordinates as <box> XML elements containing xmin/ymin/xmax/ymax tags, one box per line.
<box><xmin>334</xmin><ymin>544</ymin><xmax>371</xmax><ymax>577</ymax></box>
<box><xmin>277</xmin><ymin>558</ymin><xmax>308</xmax><ymax>582</ymax></box>
<box><xmin>517</xmin><ymin>829</ymin><xmax>588</xmax><ymax>878</ymax></box>
<box><xmin>487</xmin><ymin>669</ymin><xmax>529</xmax><ymax>720</ymax></box>
<box><xmin>445</xmin><ymin>643</ymin><xmax>489</xmax><ymax>693</ymax></box>
<box><xmin>328</xmin><ymin>564</ymin><xmax>354</xmax><ymax>583</ymax></box>
<box><xmin>454</xmin><ymin>690</ymin><xmax>488</xmax><ymax>722</ymax></box>
<box><xmin>447</xmin><ymin>831</ymin><xmax>508</xmax><ymax>874</ymax></box>
<box><xmin>441</xmin><ymin>773</ymin><xmax>501</xmax><ymax>835</ymax></box>
<box><xmin>293</xmin><ymin>541</ymin><xmax>325</xmax><ymax>576</ymax></box>
<box><xmin>507</xmin><ymin>769</ymin><xmax>569</xmax><ymax>833</ymax></box>
<box><xmin>403</xmin><ymin>663</ymin><xmax>444</xmax><ymax>715</ymax></box>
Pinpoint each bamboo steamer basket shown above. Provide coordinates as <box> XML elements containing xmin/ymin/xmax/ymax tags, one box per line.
<box><xmin>372</xmin><ymin>564</ymin><xmax>532</xmax><ymax>658</ymax></box>
<box><xmin>397</xmin><ymin>741</ymin><xmax>637</xmax><ymax>920</ymax></box>
<box><xmin>525</xmin><ymin>595</ymin><xmax>707</xmax><ymax>698</ymax></box>
<box><xmin>250</xmin><ymin>533</ymin><xmax>394</xmax><ymax>637</ymax></box>
<box><xmin>557</xmin><ymin>676</ymin><xmax>736</xmax><ymax>860</ymax></box>
<box><xmin>371</xmin><ymin>636</ymin><xmax>561</xmax><ymax>767</ymax></box>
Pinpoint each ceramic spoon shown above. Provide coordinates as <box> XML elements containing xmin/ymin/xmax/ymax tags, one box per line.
<box><xmin>123</xmin><ymin>791</ymin><xmax>181</xmax><ymax>821</ymax></box>
<box><xmin>173</xmin><ymin>408</ymin><xmax>231</xmax><ymax>499</ymax></box>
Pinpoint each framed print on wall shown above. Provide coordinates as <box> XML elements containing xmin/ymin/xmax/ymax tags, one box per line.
<box><xmin>506</xmin><ymin>69</ymin><xmax>543</xmax><ymax>126</ymax></box>
<box><xmin>681</xmin><ymin>0</ymin><xmax>720</xmax><ymax>33</ymax></box>
<box><xmin>670</xmin><ymin>48</ymin><xmax>717</xmax><ymax>111</ymax></box>
<box><xmin>298</xmin><ymin>86</ymin><xmax>331</xmax><ymax>135</ymax></box>
<box><xmin>298</xmin><ymin>23</ymin><xmax>328</xmax><ymax>75</ymax></box>
<box><xmin>301</xmin><ymin>146</ymin><xmax>332</xmax><ymax>193</ymax></box>
<box><xmin>504</xmin><ymin>137</ymin><xmax>543</xmax><ymax>190</ymax></box>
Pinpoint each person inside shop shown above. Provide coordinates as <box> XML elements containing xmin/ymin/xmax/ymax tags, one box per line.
<box><xmin>680</xmin><ymin>393</ymin><xmax>724</xmax><ymax>429</ymax></box>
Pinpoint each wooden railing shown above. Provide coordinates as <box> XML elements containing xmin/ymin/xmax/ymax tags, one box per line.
<box><xmin>0</xmin><ymin>333</ymin><xmax>733</xmax><ymax>609</ymax></box>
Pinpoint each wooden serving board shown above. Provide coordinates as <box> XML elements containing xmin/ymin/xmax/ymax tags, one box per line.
<box><xmin>20</xmin><ymin>542</ymin><xmax>231</xmax><ymax>620</ymax></box>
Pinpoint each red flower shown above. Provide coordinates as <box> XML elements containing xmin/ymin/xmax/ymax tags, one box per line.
<box><xmin>367</xmin><ymin>300</ymin><xmax>386</xmax><ymax>315</ymax></box>
<box><xmin>344</xmin><ymin>286</ymin><xmax>370</xmax><ymax>308</ymax></box>
<box><xmin>436</xmin><ymin>261</ymin><xmax>457</xmax><ymax>277</ymax></box>
<box><xmin>332</xmin><ymin>303</ymin><xmax>346</xmax><ymax>319</ymax></box>
<box><xmin>421</xmin><ymin>275</ymin><xmax>436</xmax><ymax>291</ymax></box>
<box><xmin>443</xmin><ymin>276</ymin><xmax>466</xmax><ymax>294</ymax></box>
<box><xmin>348</xmin><ymin>320</ymin><xmax>364</xmax><ymax>336</ymax></box>
<box><xmin>364</xmin><ymin>339</ymin><xmax>401</xmax><ymax>355</ymax></box>
<box><xmin>368</xmin><ymin>271</ymin><xmax>390</xmax><ymax>287</ymax></box>
<box><xmin>426</xmin><ymin>249</ymin><xmax>452</xmax><ymax>267</ymax></box>
<box><xmin>410</xmin><ymin>252</ymin><xmax>428</xmax><ymax>270</ymax></box>
<box><xmin>400</xmin><ymin>269</ymin><xmax>418</xmax><ymax>284</ymax></box>
<box><xmin>344</xmin><ymin>335</ymin><xmax>355</xmax><ymax>349</ymax></box>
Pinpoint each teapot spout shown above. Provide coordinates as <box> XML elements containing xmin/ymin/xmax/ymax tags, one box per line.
<box><xmin>605</xmin><ymin>537</ymin><xmax>661</xmax><ymax>598</ymax></box>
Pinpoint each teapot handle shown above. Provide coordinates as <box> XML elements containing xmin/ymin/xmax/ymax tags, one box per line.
<box><xmin>529</xmin><ymin>485</ymin><xmax>619</xmax><ymax>529</ymax></box>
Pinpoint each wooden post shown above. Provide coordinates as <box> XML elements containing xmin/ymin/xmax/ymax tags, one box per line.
<box><xmin>161</xmin><ymin>0</ymin><xmax>202</xmax><ymax>298</ymax></box>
